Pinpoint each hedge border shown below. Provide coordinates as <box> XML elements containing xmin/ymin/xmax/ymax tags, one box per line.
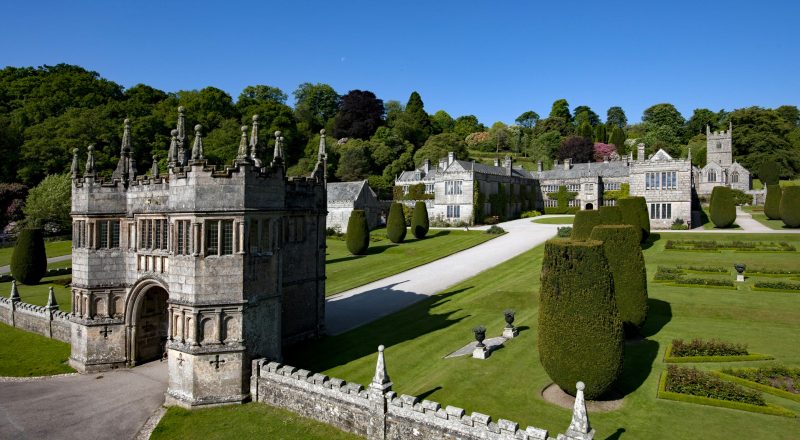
<box><xmin>713</xmin><ymin>371</ymin><xmax>800</xmax><ymax>403</ymax></box>
<box><xmin>656</xmin><ymin>282</ymin><xmax>738</xmax><ymax>291</ymax></box>
<box><xmin>663</xmin><ymin>343</ymin><xmax>774</xmax><ymax>364</ymax></box>
<box><xmin>751</xmin><ymin>287</ymin><xmax>800</xmax><ymax>294</ymax></box>
<box><xmin>656</xmin><ymin>372</ymin><xmax>795</xmax><ymax>418</ymax></box>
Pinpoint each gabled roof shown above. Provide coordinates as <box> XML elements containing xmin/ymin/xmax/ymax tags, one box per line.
<box><xmin>450</xmin><ymin>160</ymin><xmax>529</xmax><ymax>178</ymax></box>
<box><xmin>533</xmin><ymin>161</ymin><xmax>630</xmax><ymax>180</ymax></box>
<box><xmin>327</xmin><ymin>180</ymin><xmax>373</xmax><ymax>202</ymax></box>
<box><xmin>649</xmin><ymin>149</ymin><xmax>673</xmax><ymax>162</ymax></box>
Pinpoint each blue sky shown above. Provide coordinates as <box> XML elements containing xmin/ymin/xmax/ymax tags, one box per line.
<box><xmin>1</xmin><ymin>0</ymin><xmax>798</xmax><ymax>125</ymax></box>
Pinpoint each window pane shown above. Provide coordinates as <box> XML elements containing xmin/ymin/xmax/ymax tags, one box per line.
<box><xmin>155</xmin><ymin>220</ymin><xmax>161</xmax><ymax>250</ymax></box>
<box><xmin>221</xmin><ymin>221</ymin><xmax>233</xmax><ymax>255</ymax></box>
<box><xmin>99</xmin><ymin>221</ymin><xmax>109</xmax><ymax>248</ymax></box>
<box><xmin>177</xmin><ymin>221</ymin><xmax>184</xmax><ymax>254</ymax></box>
<box><xmin>111</xmin><ymin>221</ymin><xmax>120</xmax><ymax>248</ymax></box>
<box><xmin>250</xmin><ymin>220</ymin><xmax>259</xmax><ymax>253</ymax></box>
<box><xmin>206</xmin><ymin>221</ymin><xmax>218</xmax><ymax>255</ymax></box>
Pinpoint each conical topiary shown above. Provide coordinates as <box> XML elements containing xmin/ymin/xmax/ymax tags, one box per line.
<box><xmin>538</xmin><ymin>239</ymin><xmax>624</xmax><ymax>399</ymax></box>
<box><xmin>346</xmin><ymin>210</ymin><xmax>369</xmax><ymax>255</ymax></box>
<box><xmin>710</xmin><ymin>186</ymin><xmax>736</xmax><ymax>228</ymax></box>
<box><xmin>764</xmin><ymin>184</ymin><xmax>782</xmax><ymax>220</ymax></box>
<box><xmin>411</xmin><ymin>201</ymin><xmax>429</xmax><ymax>239</ymax></box>
<box><xmin>779</xmin><ymin>186</ymin><xmax>800</xmax><ymax>228</ymax></box>
<box><xmin>386</xmin><ymin>202</ymin><xmax>407</xmax><ymax>243</ymax></box>
<box><xmin>11</xmin><ymin>228</ymin><xmax>47</xmax><ymax>285</ymax></box>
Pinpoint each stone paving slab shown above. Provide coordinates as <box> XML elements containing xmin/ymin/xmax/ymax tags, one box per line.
<box><xmin>445</xmin><ymin>336</ymin><xmax>507</xmax><ymax>358</ymax></box>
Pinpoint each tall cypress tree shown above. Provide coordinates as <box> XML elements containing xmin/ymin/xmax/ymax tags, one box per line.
<box><xmin>386</xmin><ymin>202</ymin><xmax>407</xmax><ymax>243</ymax></box>
<box><xmin>578</xmin><ymin>121</ymin><xmax>593</xmax><ymax>141</ymax></box>
<box><xmin>609</xmin><ymin>126</ymin><xmax>626</xmax><ymax>152</ymax></box>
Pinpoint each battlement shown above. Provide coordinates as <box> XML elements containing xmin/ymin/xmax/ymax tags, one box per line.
<box><xmin>706</xmin><ymin>122</ymin><xmax>733</xmax><ymax>139</ymax></box>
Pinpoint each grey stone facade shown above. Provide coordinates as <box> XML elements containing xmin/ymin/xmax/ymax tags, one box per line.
<box><xmin>68</xmin><ymin>111</ymin><xmax>327</xmax><ymax>408</ymax></box>
<box><xmin>697</xmin><ymin>124</ymin><xmax>751</xmax><ymax>195</ymax></box>
<box><xmin>327</xmin><ymin>180</ymin><xmax>382</xmax><ymax>233</ymax></box>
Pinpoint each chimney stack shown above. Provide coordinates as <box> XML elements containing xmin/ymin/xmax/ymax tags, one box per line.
<box><xmin>537</xmin><ymin>161</ymin><xmax>543</xmax><ymax>172</ymax></box>
<box><xmin>423</xmin><ymin>159</ymin><xmax>430</xmax><ymax>175</ymax></box>
<box><xmin>447</xmin><ymin>151</ymin><xmax>455</xmax><ymax>165</ymax></box>
<box><xmin>493</xmin><ymin>158</ymin><xmax>500</xmax><ymax>167</ymax></box>
<box><xmin>503</xmin><ymin>156</ymin><xmax>512</xmax><ymax>175</ymax></box>
<box><xmin>564</xmin><ymin>158</ymin><xmax>571</xmax><ymax>170</ymax></box>
<box><xmin>637</xmin><ymin>143</ymin><xmax>645</xmax><ymax>162</ymax></box>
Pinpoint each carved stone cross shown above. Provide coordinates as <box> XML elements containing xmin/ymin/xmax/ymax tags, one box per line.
<box><xmin>209</xmin><ymin>354</ymin><xmax>225</xmax><ymax>370</ymax></box>
<box><xmin>176</xmin><ymin>354</ymin><xmax>185</xmax><ymax>366</ymax></box>
<box><xmin>99</xmin><ymin>326</ymin><xmax>112</xmax><ymax>339</ymax></box>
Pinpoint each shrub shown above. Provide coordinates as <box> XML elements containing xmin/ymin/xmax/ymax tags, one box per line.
<box><xmin>10</xmin><ymin>228</ymin><xmax>47</xmax><ymax>284</ymax></box>
<box><xmin>538</xmin><ymin>239</ymin><xmax>623</xmax><ymax>399</ymax></box>
<box><xmin>483</xmin><ymin>215</ymin><xmax>500</xmax><ymax>225</ymax></box>
<box><xmin>779</xmin><ymin>186</ymin><xmax>800</xmax><ymax>228</ymax></box>
<box><xmin>673</xmin><ymin>277</ymin><xmax>734</xmax><ymax>287</ymax></box>
<box><xmin>485</xmin><ymin>225</ymin><xmax>505</xmax><ymax>235</ymax></box>
<box><xmin>556</xmin><ymin>226</ymin><xmax>572</xmax><ymax>237</ymax></box>
<box><xmin>710</xmin><ymin>186</ymin><xmax>736</xmax><ymax>228</ymax></box>
<box><xmin>671</xmin><ymin>338</ymin><xmax>748</xmax><ymax>357</ymax></box>
<box><xmin>598</xmin><ymin>206</ymin><xmax>622</xmax><ymax>225</ymax></box>
<box><xmin>386</xmin><ymin>203</ymin><xmax>407</xmax><ymax>243</ymax></box>
<box><xmin>754</xmin><ymin>281</ymin><xmax>800</xmax><ymax>291</ymax></box>
<box><xmin>618</xmin><ymin>197</ymin><xmax>649</xmax><ymax>242</ymax></box>
<box><xmin>345</xmin><ymin>210</ymin><xmax>369</xmax><ymax>255</ymax></box>
<box><xmin>665</xmin><ymin>365</ymin><xmax>765</xmax><ymax>406</ymax></box>
<box><xmin>764</xmin><ymin>184</ymin><xmax>782</xmax><ymax>220</ymax></box>
<box><xmin>758</xmin><ymin>160</ymin><xmax>780</xmax><ymax>186</ymax></box>
<box><xmin>591</xmin><ymin>225</ymin><xmax>648</xmax><ymax>331</ymax></box>
<box><xmin>570</xmin><ymin>210</ymin><xmax>601</xmax><ymax>240</ymax></box>
<box><xmin>520</xmin><ymin>210</ymin><xmax>542</xmax><ymax>218</ymax></box>
<box><xmin>22</xmin><ymin>173</ymin><xmax>72</xmax><ymax>233</ymax></box>
<box><xmin>671</xmin><ymin>218</ymin><xmax>688</xmax><ymax>230</ymax></box>
<box><xmin>411</xmin><ymin>201</ymin><xmax>429</xmax><ymax>239</ymax></box>
<box><xmin>730</xmin><ymin>189</ymin><xmax>753</xmax><ymax>206</ymax></box>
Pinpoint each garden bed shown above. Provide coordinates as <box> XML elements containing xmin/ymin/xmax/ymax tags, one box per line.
<box><xmin>753</xmin><ymin>281</ymin><xmax>800</xmax><ymax>291</ymax></box>
<box><xmin>653</xmin><ymin>268</ymin><xmax>735</xmax><ymax>289</ymax></box>
<box><xmin>663</xmin><ymin>339</ymin><xmax>773</xmax><ymax>363</ymax></box>
<box><xmin>715</xmin><ymin>366</ymin><xmax>800</xmax><ymax>403</ymax></box>
<box><xmin>664</xmin><ymin>240</ymin><xmax>796</xmax><ymax>252</ymax></box>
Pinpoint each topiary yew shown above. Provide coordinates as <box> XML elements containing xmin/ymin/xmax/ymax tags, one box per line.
<box><xmin>571</xmin><ymin>210</ymin><xmax>601</xmax><ymax>240</ymax></box>
<box><xmin>710</xmin><ymin>186</ymin><xmax>736</xmax><ymax>228</ymax></box>
<box><xmin>10</xmin><ymin>228</ymin><xmax>47</xmax><ymax>284</ymax></box>
<box><xmin>764</xmin><ymin>184</ymin><xmax>782</xmax><ymax>220</ymax></box>
<box><xmin>538</xmin><ymin>239</ymin><xmax>624</xmax><ymax>399</ymax></box>
<box><xmin>411</xmin><ymin>201</ymin><xmax>429</xmax><ymax>239</ymax></box>
<box><xmin>346</xmin><ymin>210</ymin><xmax>369</xmax><ymax>255</ymax></box>
<box><xmin>619</xmin><ymin>197</ymin><xmax>649</xmax><ymax>243</ymax></box>
<box><xmin>598</xmin><ymin>205</ymin><xmax>622</xmax><ymax>225</ymax></box>
<box><xmin>386</xmin><ymin>203</ymin><xmax>407</xmax><ymax>243</ymax></box>
<box><xmin>591</xmin><ymin>225</ymin><xmax>648</xmax><ymax>332</ymax></box>
<box><xmin>779</xmin><ymin>186</ymin><xmax>800</xmax><ymax>228</ymax></box>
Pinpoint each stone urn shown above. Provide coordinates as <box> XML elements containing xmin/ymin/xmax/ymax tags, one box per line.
<box><xmin>734</xmin><ymin>263</ymin><xmax>746</xmax><ymax>282</ymax></box>
<box><xmin>473</xmin><ymin>325</ymin><xmax>486</xmax><ymax>348</ymax></box>
<box><xmin>503</xmin><ymin>309</ymin><xmax>519</xmax><ymax>339</ymax></box>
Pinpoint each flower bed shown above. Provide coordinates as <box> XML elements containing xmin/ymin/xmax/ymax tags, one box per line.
<box><xmin>753</xmin><ymin>281</ymin><xmax>800</xmax><ymax>291</ymax></box>
<box><xmin>653</xmin><ymin>268</ymin><xmax>735</xmax><ymax>288</ymax></box>
<box><xmin>664</xmin><ymin>240</ymin><xmax>796</xmax><ymax>252</ymax></box>
<box><xmin>716</xmin><ymin>366</ymin><xmax>800</xmax><ymax>403</ymax></box>
<box><xmin>663</xmin><ymin>339</ymin><xmax>773</xmax><ymax>363</ymax></box>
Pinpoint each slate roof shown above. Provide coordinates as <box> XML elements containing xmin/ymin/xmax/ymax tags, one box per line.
<box><xmin>327</xmin><ymin>180</ymin><xmax>372</xmax><ymax>202</ymax></box>
<box><xmin>533</xmin><ymin>161</ymin><xmax>630</xmax><ymax>180</ymax></box>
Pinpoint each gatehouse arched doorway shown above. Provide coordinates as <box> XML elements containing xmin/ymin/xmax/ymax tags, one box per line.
<box><xmin>125</xmin><ymin>280</ymin><xmax>169</xmax><ymax>365</ymax></box>
<box><xmin>585</xmin><ymin>203</ymin><xmax>594</xmax><ymax>210</ymax></box>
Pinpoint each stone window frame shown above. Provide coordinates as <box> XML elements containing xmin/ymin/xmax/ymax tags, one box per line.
<box><xmin>708</xmin><ymin>170</ymin><xmax>717</xmax><ymax>182</ymax></box>
<box><xmin>204</xmin><ymin>219</ymin><xmax>235</xmax><ymax>257</ymax></box>
<box><xmin>96</xmin><ymin>219</ymin><xmax>121</xmax><ymax>249</ymax></box>
<box><xmin>248</xmin><ymin>217</ymin><xmax>274</xmax><ymax>255</ymax></box>
<box><xmin>731</xmin><ymin>172</ymin><xmax>739</xmax><ymax>183</ymax></box>
<box><xmin>446</xmin><ymin>204</ymin><xmax>461</xmax><ymax>218</ymax></box>
<box><xmin>73</xmin><ymin>220</ymin><xmax>87</xmax><ymax>248</ymax></box>
<box><xmin>445</xmin><ymin>180</ymin><xmax>463</xmax><ymax>195</ymax></box>
<box><xmin>174</xmin><ymin>219</ymin><xmax>192</xmax><ymax>256</ymax></box>
<box><xmin>137</xmin><ymin>217</ymin><xmax>169</xmax><ymax>252</ymax></box>
<box><xmin>649</xmin><ymin>203</ymin><xmax>672</xmax><ymax>220</ymax></box>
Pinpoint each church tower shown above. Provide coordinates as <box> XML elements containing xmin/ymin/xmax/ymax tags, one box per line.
<box><xmin>706</xmin><ymin>123</ymin><xmax>733</xmax><ymax>167</ymax></box>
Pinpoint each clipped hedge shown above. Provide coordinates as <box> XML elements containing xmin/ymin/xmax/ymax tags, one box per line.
<box><xmin>590</xmin><ymin>225</ymin><xmax>648</xmax><ymax>331</ymax></box>
<box><xmin>598</xmin><ymin>205</ymin><xmax>622</xmax><ymax>225</ymax></box>
<box><xmin>345</xmin><ymin>210</ymin><xmax>369</xmax><ymax>255</ymax></box>
<box><xmin>10</xmin><ymin>228</ymin><xmax>47</xmax><ymax>285</ymax></box>
<box><xmin>779</xmin><ymin>186</ymin><xmax>800</xmax><ymax>228</ymax></box>
<box><xmin>538</xmin><ymin>239</ymin><xmax>623</xmax><ymax>399</ymax></box>
<box><xmin>619</xmin><ymin>197</ymin><xmax>649</xmax><ymax>243</ymax></box>
<box><xmin>570</xmin><ymin>210</ymin><xmax>601</xmax><ymax>241</ymax></box>
<box><xmin>663</xmin><ymin>340</ymin><xmax>773</xmax><ymax>363</ymax></box>
<box><xmin>386</xmin><ymin>203</ymin><xmax>407</xmax><ymax>243</ymax></box>
<box><xmin>411</xmin><ymin>201</ymin><xmax>429</xmax><ymax>239</ymax></box>
<box><xmin>764</xmin><ymin>184</ymin><xmax>782</xmax><ymax>220</ymax></box>
<box><xmin>718</xmin><ymin>366</ymin><xmax>800</xmax><ymax>402</ymax></box>
<box><xmin>710</xmin><ymin>186</ymin><xmax>736</xmax><ymax>228</ymax></box>
<box><xmin>664</xmin><ymin>365</ymin><xmax>765</xmax><ymax>406</ymax></box>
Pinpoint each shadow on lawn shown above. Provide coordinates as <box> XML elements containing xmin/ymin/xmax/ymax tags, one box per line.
<box><xmin>641</xmin><ymin>233</ymin><xmax>660</xmax><ymax>251</ymax></box>
<box><xmin>616</xmin><ymin>338</ymin><xmax>659</xmax><ymax>397</ymax></box>
<box><xmin>604</xmin><ymin>428</ymin><xmax>626</xmax><ymax>440</ymax></box>
<box><xmin>285</xmin><ymin>287</ymin><xmax>472</xmax><ymax>372</ymax></box>
<box><xmin>640</xmin><ymin>298</ymin><xmax>672</xmax><ymax>338</ymax></box>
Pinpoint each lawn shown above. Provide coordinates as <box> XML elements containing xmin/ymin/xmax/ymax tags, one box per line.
<box><xmin>0</xmin><ymin>321</ymin><xmax>74</xmax><ymax>376</ymax></box>
<box><xmin>152</xmin><ymin>404</ymin><xmax>361</xmax><ymax>440</ymax></box>
<box><xmin>752</xmin><ymin>178</ymin><xmax>800</xmax><ymax>190</ymax></box>
<box><xmin>325</xmin><ymin>228</ymin><xmax>496</xmax><ymax>296</ymax></box>
<box><xmin>742</xmin><ymin>206</ymin><xmax>793</xmax><ymax>230</ymax></box>
<box><xmin>531</xmin><ymin>216</ymin><xmax>574</xmax><ymax>225</ymax></box>
<box><xmin>279</xmin><ymin>232</ymin><xmax>800</xmax><ymax>439</ymax></box>
<box><xmin>0</xmin><ymin>240</ymin><xmax>72</xmax><ymax>267</ymax></box>
<box><xmin>0</xmin><ymin>275</ymin><xmax>72</xmax><ymax>310</ymax></box>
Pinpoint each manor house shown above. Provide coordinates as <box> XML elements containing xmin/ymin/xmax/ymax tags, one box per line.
<box><xmin>68</xmin><ymin>109</ymin><xmax>327</xmax><ymax>407</ymax></box>
<box><xmin>395</xmin><ymin>126</ymin><xmax>751</xmax><ymax>229</ymax></box>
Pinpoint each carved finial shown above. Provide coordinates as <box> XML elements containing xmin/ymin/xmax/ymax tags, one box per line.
<box><xmin>237</xmin><ymin>125</ymin><xmax>249</xmax><ymax>161</ymax></box>
<box><xmin>84</xmin><ymin>144</ymin><xmax>96</xmax><ymax>177</ymax></box>
<box><xmin>45</xmin><ymin>286</ymin><xmax>58</xmax><ymax>310</ymax></box>
<box><xmin>706</xmin><ymin>124</ymin><xmax>710</xmax><ymax>136</ymax></box>
<box><xmin>121</xmin><ymin>118</ymin><xmax>132</xmax><ymax>153</ymax></box>
<box><xmin>369</xmin><ymin>345</ymin><xmax>393</xmax><ymax>393</ymax></box>
<box><xmin>272</xmin><ymin>130</ymin><xmax>283</xmax><ymax>163</ymax></box>
<box><xmin>191</xmin><ymin>124</ymin><xmax>204</xmax><ymax>161</ymax></box>
<box><xmin>176</xmin><ymin>107</ymin><xmax>187</xmax><ymax>165</ymax></box>
<box><xmin>71</xmin><ymin>148</ymin><xmax>80</xmax><ymax>179</ymax></box>
<box><xmin>151</xmin><ymin>155</ymin><xmax>160</xmax><ymax>178</ymax></box>
<box><xmin>311</xmin><ymin>129</ymin><xmax>328</xmax><ymax>181</ymax></box>
<box><xmin>9</xmin><ymin>280</ymin><xmax>20</xmax><ymax>302</ymax></box>
<box><xmin>114</xmin><ymin>118</ymin><xmax>137</xmax><ymax>181</ymax></box>
<box><xmin>249</xmin><ymin>114</ymin><xmax>261</xmax><ymax>166</ymax></box>
<box><xmin>318</xmin><ymin>129</ymin><xmax>327</xmax><ymax>158</ymax></box>
<box><xmin>564</xmin><ymin>381</ymin><xmax>594</xmax><ymax>440</ymax></box>
<box><xmin>168</xmin><ymin>129</ymin><xmax>179</xmax><ymax>167</ymax></box>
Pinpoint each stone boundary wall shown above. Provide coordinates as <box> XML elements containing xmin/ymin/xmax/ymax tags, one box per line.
<box><xmin>251</xmin><ymin>357</ymin><xmax>594</xmax><ymax>440</ymax></box>
<box><xmin>0</xmin><ymin>297</ymin><xmax>71</xmax><ymax>342</ymax></box>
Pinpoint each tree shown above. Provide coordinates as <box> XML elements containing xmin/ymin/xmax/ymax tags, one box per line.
<box><xmin>573</xmin><ymin>106</ymin><xmax>600</xmax><ymax>126</ymax></box>
<box><xmin>386</xmin><ymin>203</ymin><xmax>407</xmax><ymax>243</ymax></box>
<box><xmin>335</xmin><ymin>140</ymin><xmax>372</xmax><ymax>181</ymax></box>
<box><xmin>22</xmin><ymin>173</ymin><xmax>71</xmax><ymax>233</ymax></box>
<box><xmin>345</xmin><ymin>210</ymin><xmax>369</xmax><ymax>255</ymax></box>
<box><xmin>549</xmin><ymin>99</ymin><xmax>571</xmax><ymax>121</ymax></box>
<box><xmin>729</xmin><ymin>106</ymin><xmax>799</xmax><ymax>177</ymax></box>
<box><xmin>775</xmin><ymin>105</ymin><xmax>800</xmax><ymax>127</ymax></box>
<box><xmin>538</xmin><ymin>239</ymin><xmax>623</xmax><ymax>399</ymax></box>
<box><xmin>332</xmin><ymin>90</ymin><xmax>384</xmax><ymax>140</ymax></box>
<box><xmin>577</xmin><ymin>121</ymin><xmax>593</xmax><ymax>140</ymax></box>
<box><xmin>641</xmin><ymin>123</ymin><xmax>681</xmax><ymax>156</ymax></box>
<box><xmin>489</xmin><ymin>121</ymin><xmax>510</xmax><ymax>152</ymax></box>
<box><xmin>237</xmin><ymin>85</ymin><xmax>287</xmax><ymax>107</ymax></box>
<box><xmin>10</xmin><ymin>228</ymin><xmax>47</xmax><ymax>284</ymax></box>
<box><xmin>642</xmin><ymin>103</ymin><xmax>685</xmax><ymax>131</ymax></box>
<box><xmin>779</xmin><ymin>186</ymin><xmax>800</xmax><ymax>227</ymax></box>
<box><xmin>453</xmin><ymin>115</ymin><xmax>484</xmax><ymax>139</ymax></box>
<box><xmin>557</xmin><ymin>136</ymin><xmax>594</xmax><ymax>163</ymax></box>
<box><xmin>709</xmin><ymin>186</ymin><xmax>736</xmax><ymax>228</ymax></box>
<box><xmin>515</xmin><ymin>111</ymin><xmax>540</xmax><ymax>129</ymax></box>
<box><xmin>764</xmin><ymin>184</ymin><xmax>782</xmax><ymax>220</ymax></box>
<box><xmin>606</xmin><ymin>107</ymin><xmax>627</xmax><ymax>128</ymax></box>
<box><xmin>430</xmin><ymin>110</ymin><xmax>455</xmax><ymax>134</ymax></box>
<box><xmin>0</xmin><ymin>183</ymin><xmax>28</xmax><ymax>228</ymax></box>
<box><xmin>530</xmin><ymin>131</ymin><xmax>562</xmax><ymax>164</ymax></box>
<box><xmin>594</xmin><ymin>143</ymin><xmax>616</xmax><ymax>162</ymax></box>
<box><xmin>594</xmin><ymin>124</ymin><xmax>607</xmax><ymax>143</ymax></box>
<box><xmin>293</xmin><ymin>83</ymin><xmax>340</xmax><ymax>133</ymax></box>
<box><xmin>534</xmin><ymin>116</ymin><xmax>572</xmax><ymax>137</ymax></box>
<box><xmin>411</xmin><ymin>201</ymin><xmax>429</xmax><ymax>239</ymax></box>
<box><xmin>608</xmin><ymin>125</ymin><xmax>626</xmax><ymax>153</ymax></box>
<box><xmin>684</xmin><ymin>108</ymin><xmax>720</xmax><ymax>140</ymax></box>
<box><xmin>758</xmin><ymin>160</ymin><xmax>780</xmax><ymax>185</ymax></box>
<box><xmin>619</xmin><ymin>197</ymin><xmax>649</xmax><ymax>242</ymax></box>
<box><xmin>391</xmin><ymin>91</ymin><xmax>431</xmax><ymax>147</ymax></box>
<box><xmin>413</xmin><ymin>133</ymin><xmax>468</xmax><ymax>166</ymax></box>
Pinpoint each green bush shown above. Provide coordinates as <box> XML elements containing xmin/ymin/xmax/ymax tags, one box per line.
<box><xmin>619</xmin><ymin>197</ymin><xmax>649</xmax><ymax>242</ymax></box>
<box><xmin>754</xmin><ymin>281</ymin><xmax>800</xmax><ymax>291</ymax></box>
<box><xmin>671</xmin><ymin>338</ymin><xmax>748</xmax><ymax>357</ymax></box>
<box><xmin>571</xmin><ymin>210</ymin><xmax>601</xmax><ymax>240</ymax></box>
<box><xmin>665</xmin><ymin>365</ymin><xmax>765</xmax><ymax>406</ymax></box>
<box><xmin>598</xmin><ymin>206</ymin><xmax>622</xmax><ymax>225</ymax></box>
<box><xmin>345</xmin><ymin>210</ymin><xmax>369</xmax><ymax>255</ymax></box>
<box><xmin>485</xmin><ymin>225</ymin><xmax>505</xmax><ymax>235</ymax></box>
<box><xmin>520</xmin><ymin>210</ymin><xmax>542</xmax><ymax>218</ymax></box>
<box><xmin>410</xmin><ymin>201</ymin><xmax>429</xmax><ymax>239</ymax></box>
<box><xmin>730</xmin><ymin>189</ymin><xmax>753</xmax><ymax>206</ymax></box>
<box><xmin>556</xmin><ymin>226</ymin><xmax>572</xmax><ymax>238</ymax></box>
<box><xmin>590</xmin><ymin>225</ymin><xmax>648</xmax><ymax>331</ymax></box>
<box><xmin>710</xmin><ymin>186</ymin><xmax>736</xmax><ymax>228</ymax></box>
<box><xmin>10</xmin><ymin>228</ymin><xmax>47</xmax><ymax>284</ymax></box>
<box><xmin>538</xmin><ymin>239</ymin><xmax>623</xmax><ymax>399</ymax></box>
<box><xmin>764</xmin><ymin>184</ymin><xmax>782</xmax><ymax>220</ymax></box>
<box><xmin>779</xmin><ymin>186</ymin><xmax>800</xmax><ymax>228</ymax></box>
<box><xmin>758</xmin><ymin>160</ymin><xmax>780</xmax><ymax>186</ymax></box>
<box><xmin>386</xmin><ymin>203</ymin><xmax>407</xmax><ymax>243</ymax></box>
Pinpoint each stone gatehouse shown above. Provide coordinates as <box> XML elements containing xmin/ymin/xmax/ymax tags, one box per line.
<box><xmin>68</xmin><ymin>109</ymin><xmax>327</xmax><ymax>407</ymax></box>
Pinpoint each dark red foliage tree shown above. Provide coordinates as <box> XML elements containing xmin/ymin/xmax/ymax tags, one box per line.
<box><xmin>557</xmin><ymin>135</ymin><xmax>594</xmax><ymax>164</ymax></box>
<box><xmin>332</xmin><ymin>90</ymin><xmax>384</xmax><ymax>140</ymax></box>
